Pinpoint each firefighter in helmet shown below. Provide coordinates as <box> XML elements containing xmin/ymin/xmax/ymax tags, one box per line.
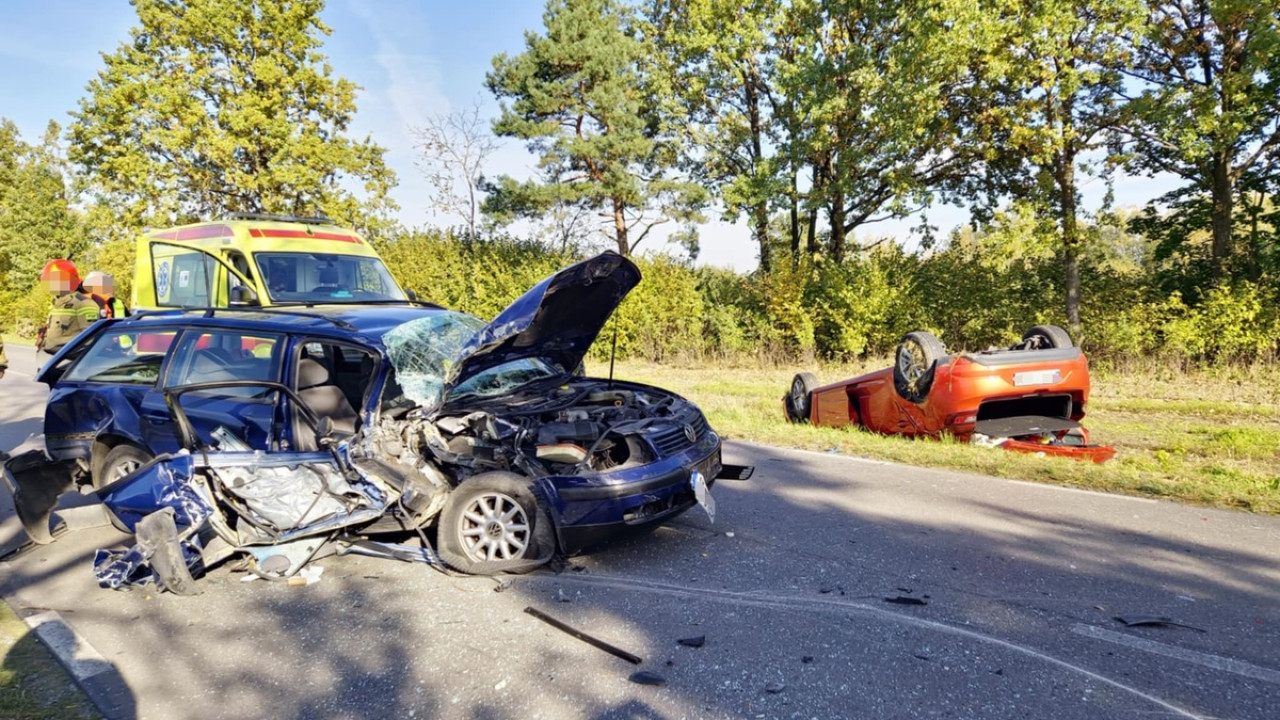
<box><xmin>37</xmin><ymin>259</ymin><xmax>102</xmax><ymax>355</ymax></box>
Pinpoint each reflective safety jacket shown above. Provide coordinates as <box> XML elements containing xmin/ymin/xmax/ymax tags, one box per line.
<box><xmin>43</xmin><ymin>292</ymin><xmax>101</xmax><ymax>354</ymax></box>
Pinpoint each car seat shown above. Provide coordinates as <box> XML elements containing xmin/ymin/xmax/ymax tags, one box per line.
<box><xmin>297</xmin><ymin>358</ymin><xmax>358</xmax><ymax>436</ymax></box>
<box><xmin>312</xmin><ymin>267</ymin><xmax>342</xmax><ymax>294</ymax></box>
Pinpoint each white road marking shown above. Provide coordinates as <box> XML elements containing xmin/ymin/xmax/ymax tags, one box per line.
<box><xmin>23</xmin><ymin>610</ymin><xmax>113</xmax><ymax>681</ymax></box>
<box><xmin>540</xmin><ymin>572</ymin><xmax>1207</xmax><ymax>720</ymax></box>
<box><xmin>1072</xmin><ymin>623</ymin><xmax>1280</xmax><ymax>685</ymax></box>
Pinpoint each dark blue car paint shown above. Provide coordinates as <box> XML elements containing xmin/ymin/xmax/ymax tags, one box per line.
<box><xmin>96</xmin><ymin>452</ymin><xmax>215</xmax><ymax>533</ymax></box>
<box><xmin>37</xmin><ymin>253</ymin><xmax>730</xmax><ymax>562</ymax></box>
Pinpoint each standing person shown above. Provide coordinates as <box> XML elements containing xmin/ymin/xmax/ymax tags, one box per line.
<box><xmin>37</xmin><ymin>259</ymin><xmax>101</xmax><ymax>355</ymax></box>
<box><xmin>83</xmin><ymin>271</ymin><xmax>129</xmax><ymax>319</ymax></box>
<box><xmin>0</xmin><ymin>337</ymin><xmax>7</xmax><ymax>380</ymax></box>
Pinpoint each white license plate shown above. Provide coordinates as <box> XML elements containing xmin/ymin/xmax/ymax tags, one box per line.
<box><xmin>1013</xmin><ymin>369</ymin><xmax>1061</xmax><ymax>387</ymax></box>
<box><xmin>691</xmin><ymin>470</ymin><xmax>716</xmax><ymax>524</ymax></box>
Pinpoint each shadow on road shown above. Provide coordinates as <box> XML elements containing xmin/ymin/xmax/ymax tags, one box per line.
<box><xmin>0</xmin><ymin>441</ymin><xmax>1276</xmax><ymax>719</ymax></box>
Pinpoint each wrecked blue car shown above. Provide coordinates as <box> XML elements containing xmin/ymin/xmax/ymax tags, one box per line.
<box><xmin>4</xmin><ymin>253</ymin><xmax>744</xmax><ymax>592</ymax></box>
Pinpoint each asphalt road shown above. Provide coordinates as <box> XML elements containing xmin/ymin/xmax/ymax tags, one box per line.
<box><xmin>1</xmin><ymin>344</ymin><xmax>1278</xmax><ymax>720</ymax></box>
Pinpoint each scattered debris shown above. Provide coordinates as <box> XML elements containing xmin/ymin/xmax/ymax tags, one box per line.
<box><xmin>1113</xmin><ymin>615</ymin><xmax>1206</xmax><ymax>632</ymax></box>
<box><xmin>884</xmin><ymin>596</ymin><xmax>928</xmax><ymax>606</ymax></box>
<box><xmin>494</xmin><ymin>678</ymin><xmax>508</xmax><ymax>691</ymax></box>
<box><xmin>492</xmin><ymin>579</ymin><xmax>511</xmax><ymax>593</ymax></box>
<box><xmin>801</xmin><ymin>656</ymin><xmax>815</xmax><ymax>664</ymax></box>
<box><xmin>724</xmin><ymin>531</ymin><xmax>735</xmax><ymax>538</ymax></box>
<box><xmin>556</xmin><ymin>588</ymin><xmax>573</xmax><ymax>603</ymax></box>
<box><xmin>629</xmin><ymin>670</ymin><xmax>666</xmax><ymax>686</ymax></box>
<box><xmin>286</xmin><ymin>565</ymin><xmax>325</xmax><ymax>587</ymax></box>
<box><xmin>913</xmin><ymin>654</ymin><xmax>930</xmax><ymax>661</ymax></box>
<box><xmin>524</xmin><ymin>606</ymin><xmax>642</xmax><ymax>664</ymax></box>
<box><xmin>677</xmin><ymin>635</ymin><xmax>706</xmax><ymax>648</ymax></box>
<box><xmin>765</xmin><ymin>682</ymin><xmax>786</xmax><ymax>694</ymax></box>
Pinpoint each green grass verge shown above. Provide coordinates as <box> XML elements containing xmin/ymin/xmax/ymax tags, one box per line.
<box><xmin>0</xmin><ymin>600</ymin><xmax>100</xmax><ymax>720</ymax></box>
<box><xmin>608</xmin><ymin>359</ymin><xmax>1280</xmax><ymax>514</ymax></box>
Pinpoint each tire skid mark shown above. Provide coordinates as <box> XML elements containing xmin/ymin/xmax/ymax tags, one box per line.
<box><xmin>531</xmin><ymin>572</ymin><xmax>1206</xmax><ymax>720</ymax></box>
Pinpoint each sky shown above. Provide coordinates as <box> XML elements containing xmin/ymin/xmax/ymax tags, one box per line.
<box><xmin>0</xmin><ymin>0</ymin><xmax>1182</xmax><ymax>273</ymax></box>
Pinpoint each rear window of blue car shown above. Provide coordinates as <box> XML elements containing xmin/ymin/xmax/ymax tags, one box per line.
<box><xmin>62</xmin><ymin>329</ymin><xmax>173</xmax><ymax>385</ymax></box>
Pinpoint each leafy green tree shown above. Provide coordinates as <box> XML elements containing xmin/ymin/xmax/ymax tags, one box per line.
<box><xmin>647</xmin><ymin>0</ymin><xmax>789</xmax><ymax>270</ymax></box>
<box><xmin>777</xmin><ymin>0</ymin><xmax>992</xmax><ymax>261</ymax></box>
<box><xmin>484</xmin><ymin>0</ymin><xmax>706</xmax><ymax>256</ymax></box>
<box><xmin>975</xmin><ymin>0</ymin><xmax>1142</xmax><ymax>336</ymax></box>
<box><xmin>1116</xmin><ymin>0</ymin><xmax>1280</xmax><ymax>275</ymax></box>
<box><xmin>68</xmin><ymin>0</ymin><xmax>396</xmax><ymax>236</ymax></box>
<box><xmin>0</xmin><ymin>121</ymin><xmax>87</xmax><ymax>299</ymax></box>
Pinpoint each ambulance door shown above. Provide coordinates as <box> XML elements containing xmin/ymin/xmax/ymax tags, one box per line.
<box><xmin>141</xmin><ymin>241</ymin><xmax>258</xmax><ymax>309</ymax></box>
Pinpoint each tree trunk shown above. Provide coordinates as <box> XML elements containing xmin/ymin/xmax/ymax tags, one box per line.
<box><xmin>612</xmin><ymin>196</ymin><xmax>629</xmax><ymax>256</ymax></box>
<box><xmin>1209</xmin><ymin>155</ymin><xmax>1234</xmax><ymax>277</ymax></box>
<box><xmin>1056</xmin><ymin>152</ymin><xmax>1081</xmax><ymax>339</ymax></box>
<box><xmin>754</xmin><ymin>204</ymin><xmax>771</xmax><ymax>272</ymax></box>
<box><xmin>746</xmin><ymin>76</ymin><xmax>769</xmax><ymax>273</ymax></box>
<box><xmin>789</xmin><ymin>167</ymin><xmax>800</xmax><ymax>260</ymax></box>
<box><xmin>828</xmin><ymin>191</ymin><xmax>846</xmax><ymax>262</ymax></box>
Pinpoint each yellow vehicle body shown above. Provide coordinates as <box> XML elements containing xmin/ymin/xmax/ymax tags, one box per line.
<box><xmin>132</xmin><ymin>214</ymin><xmax>407</xmax><ymax>310</ymax></box>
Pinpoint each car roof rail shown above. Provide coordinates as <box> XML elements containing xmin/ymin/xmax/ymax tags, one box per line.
<box><xmin>224</xmin><ymin>212</ymin><xmax>335</xmax><ymax>225</ymax></box>
<box><xmin>131</xmin><ymin>305</ymin><xmax>359</xmax><ymax>332</ymax></box>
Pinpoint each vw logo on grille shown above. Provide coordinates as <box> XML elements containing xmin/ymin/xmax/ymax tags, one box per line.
<box><xmin>683</xmin><ymin>423</ymin><xmax>697</xmax><ymax>443</ymax></box>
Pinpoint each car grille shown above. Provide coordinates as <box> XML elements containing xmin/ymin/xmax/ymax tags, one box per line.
<box><xmin>648</xmin><ymin>412</ymin><xmax>710</xmax><ymax>457</ymax></box>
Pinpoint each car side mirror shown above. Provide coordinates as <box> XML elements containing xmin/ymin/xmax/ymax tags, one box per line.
<box><xmin>405</xmin><ymin>288</ymin><xmax>418</xmax><ymax>302</ymax></box>
<box><xmin>229</xmin><ymin>285</ymin><xmax>260</xmax><ymax>306</ymax></box>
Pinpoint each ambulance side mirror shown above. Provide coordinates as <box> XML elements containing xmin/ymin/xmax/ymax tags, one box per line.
<box><xmin>229</xmin><ymin>285</ymin><xmax>260</xmax><ymax>306</ymax></box>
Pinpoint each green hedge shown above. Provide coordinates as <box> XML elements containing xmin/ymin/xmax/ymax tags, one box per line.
<box><xmin>5</xmin><ymin>227</ymin><xmax>1276</xmax><ymax>366</ymax></box>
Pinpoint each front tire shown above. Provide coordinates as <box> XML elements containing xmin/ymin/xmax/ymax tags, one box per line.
<box><xmin>894</xmin><ymin>331</ymin><xmax>946</xmax><ymax>403</ymax></box>
<box><xmin>438</xmin><ymin>473</ymin><xmax>549</xmax><ymax>575</ymax></box>
<box><xmin>786</xmin><ymin>372</ymin><xmax>819</xmax><ymax>423</ymax></box>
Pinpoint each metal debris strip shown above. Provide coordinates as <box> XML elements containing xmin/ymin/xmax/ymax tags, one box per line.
<box><xmin>676</xmin><ymin>635</ymin><xmax>706</xmax><ymax>648</ymax></box>
<box><xmin>716</xmin><ymin>464</ymin><xmax>754</xmax><ymax>481</ymax></box>
<box><xmin>523</xmin><ymin>606</ymin><xmax>642</xmax><ymax>665</ymax></box>
<box><xmin>884</xmin><ymin>596</ymin><xmax>928</xmax><ymax>606</ymax></box>
<box><xmin>1114</xmin><ymin>615</ymin><xmax>1206</xmax><ymax>632</ymax></box>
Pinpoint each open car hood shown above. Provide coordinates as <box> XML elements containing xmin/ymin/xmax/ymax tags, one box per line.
<box><xmin>449</xmin><ymin>252</ymin><xmax>641</xmax><ymax>386</ymax></box>
<box><xmin>382</xmin><ymin>253</ymin><xmax>642</xmax><ymax>411</ymax></box>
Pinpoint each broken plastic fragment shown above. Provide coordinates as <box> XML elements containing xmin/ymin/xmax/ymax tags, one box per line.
<box><xmin>765</xmin><ymin>682</ymin><xmax>786</xmax><ymax>694</ymax></box>
<box><xmin>884</xmin><ymin>596</ymin><xmax>928</xmax><ymax>606</ymax></box>
<box><xmin>629</xmin><ymin>671</ymin><xmax>666</xmax><ymax>686</ymax></box>
<box><xmin>676</xmin><ymin>635</ymin><xmax>705</xmax><ymax>648</ymax></box>
<box><xmin>1113</xmin><ymin>615</ymin><xmax>1205</xmax><ymax>632</ymax></box>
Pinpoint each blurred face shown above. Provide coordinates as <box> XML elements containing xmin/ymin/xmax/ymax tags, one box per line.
<box><xmin>86</xmin><ymin>277</ymin><xmax>115</xmax><ymax>296</ymax></box>
<box><xmin>43</xmin><ymin>268</ymin><xmax>76</xmax><ymax>293</ymax></box>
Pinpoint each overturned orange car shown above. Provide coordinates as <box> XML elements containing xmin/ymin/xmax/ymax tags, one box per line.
<box><xmin>784</xmin><ymin>325</ymin><xmax>1115</xmax><ymax>462</ymax></box>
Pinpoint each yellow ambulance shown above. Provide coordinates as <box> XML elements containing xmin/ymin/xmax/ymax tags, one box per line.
<box><xmin>133</xmin><ymin>213</ymin><xmax>408</xmax><ymax>310</ymax></box>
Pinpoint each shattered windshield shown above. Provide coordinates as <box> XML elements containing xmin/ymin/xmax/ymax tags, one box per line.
<box><xmin>382</xmin><ymin>312</ymin><xmax>486</xmax><ymax>409</ymax></box>
<box><xmin>451</xmin><ymin>358</ymin><xmax>561</xmax><ymax>400</ymax></box>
